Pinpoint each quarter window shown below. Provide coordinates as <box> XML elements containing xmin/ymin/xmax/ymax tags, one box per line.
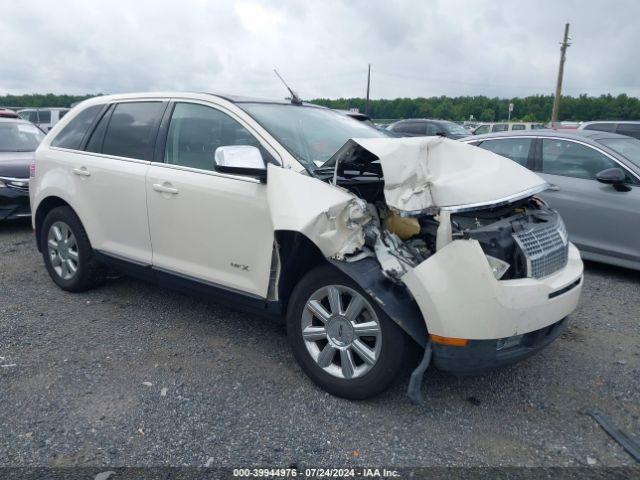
<box><xmin>51</xmin><ymin>104</ymin><xmax>103</xmax><ymax>150</ymax></box>
<box><xmin>541</xmin><ymin>139</ymin><xmax>625</xmax><ymax>181</ymax></box>
<box><xmin>38</xmin><ymin>110</ymin><xmax>51</xmax><ymax>123</ymax></box>
<box><xmin>164</xmin><ymin>103</ymin><xmax>261</xmax><ymax>171</ymax></box>
<box><xmin>101</xmin><ymin>102</ymin><xmax>165</xmax><ymax>160</ymax></box>
<box><xmin>478</xmin><ymin>138</ymin><xmax>532</xmax><ymax>166</ymax></box>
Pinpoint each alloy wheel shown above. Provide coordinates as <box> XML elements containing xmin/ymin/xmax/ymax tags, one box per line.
<box><xmin>301</xmin><ymin>285</ymin><xmax>382</xmax><ymax>379</ymax></box>
<box><xmin>47</xmin><ymin>221</ymin><xmax>79</xmax><ymax>280</ymax></box>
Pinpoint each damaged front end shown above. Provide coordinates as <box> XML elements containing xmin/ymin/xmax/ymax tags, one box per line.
<box><xmin>270</xmin><ymin>137</ymin><xmax>582</xmax><ymax>401</ymax></box>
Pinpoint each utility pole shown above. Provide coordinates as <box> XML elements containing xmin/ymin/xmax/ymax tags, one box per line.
<box><xmin>365</xmin><ymin>64</ymin><xmax>371</xmax><ymax>116</ymax></box>
<box><xmin>551</xmin><ymin>23</ymin><xmax>571</xmax><ymax>124</ymax></box>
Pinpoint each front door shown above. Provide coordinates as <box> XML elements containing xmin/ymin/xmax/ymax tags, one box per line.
<box><xmin>535</xmin><ymin>138</ymin><xmax>640</xmax><ymax>264</ymax></box>
<box><xmin>146</xmin><ymin>101</ymin><xmax>274</xmax><ymax>297</ymax></box>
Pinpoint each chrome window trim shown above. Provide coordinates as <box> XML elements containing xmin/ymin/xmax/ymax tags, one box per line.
<box><xmin>149</xmin><ymin>161</ymin><xmax>263</xmax><ymax>184</ymax></box>
<box><xmin>48</xmin><ymin>146</ymin><xmax>152</xmax><ymax>165</ymax></box>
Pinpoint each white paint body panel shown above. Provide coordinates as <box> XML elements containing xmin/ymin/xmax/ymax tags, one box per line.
<box><xmin>146</xmin><ymin>167</ymin><xmax>273</xmax><ymax>298</ymax></box>
<box><xmin>333</xmin><ymin>136</ymin><xmax>548</xmax><ymax>212</ymax></box>
<box><xmin>31</xmin><ymin>148</ymin><xmax>152</xmax><ymax>264</ymax></box>
<box><xmin>402</xmin><ymin>240</ymin><xmax>583</xmax><ymax>339</ymax></box>
<box><xmin>267</xmin><ymin>165</ymin><xmax>367</xmax><ymax>258</ymax></box>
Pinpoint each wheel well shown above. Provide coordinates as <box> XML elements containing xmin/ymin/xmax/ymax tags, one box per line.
<box><xmin>275</xmin><ymin>231</ymin><xmax>328</xmax><ymax>313</ymax></box>
<box><xmin>34</xmin><ymin>196</ymin><xmax>72</xmax><ymax>251</ymax></box>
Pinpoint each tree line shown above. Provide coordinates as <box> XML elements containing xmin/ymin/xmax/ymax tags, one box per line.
<box><xmin>313</xmin><ymin>94</ymin><xmax>640</xmax><ymax>122</ymax></box>
<box><xmin>2</xmin><ymin>92</ymin><xmax>639</xmax><ymax>122</ymax></box>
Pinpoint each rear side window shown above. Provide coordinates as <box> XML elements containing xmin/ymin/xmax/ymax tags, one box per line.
<box><xmin>511</xmin><ymin>124</ymin><xmax>525</xmax><ymax>130</ymax></box>
<box><xmin>51</xmin><ymin>105</ymin><xmax>103</xmax><ymax>150</ymax></box>
<box><xmin>101</xmin><ymin>102</ymin><xmax>165</xmax><ymax>160</ymax></box>
<box><xmin>38</xmin><ymin>111</ymin><xmax>51</xmax><ymax>123</ymax></box>
<box><xmin>616</xmin><ymin>123</ymin><xmax>640</xmax><ymax>140</ymax></box>
<box><xmin>59</xmin><ymin>110</ymin><xmax>68</xmax><ymax>119</ymax></box>
<box><xmin>164</xmin><ymin>102</ymin><xmax>260</xmax><ymax>171</ymax></box>
<box><xmin>394</xmin><ymin>122</ymin><xmax>426</xmax><ymax>135</ymax></box>
<box><xmin>478</xmin><ymin>138</ymin><xmax>533</xmax><ymax>167</ymax></box>
<box><xmin>474</xmin><ymin>125</ymin><xmax>490</xmax><ymax>135</ymax></box>
<box><xmin>492</xmin><ymin>124</ymin><xmax>508</xmax><ymax>132</ymax></box>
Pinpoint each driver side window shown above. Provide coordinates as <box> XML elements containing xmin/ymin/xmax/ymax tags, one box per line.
<box><xmin>165</xmin><ymin>103</ymin><xmax>261</xmax><ymax>171</ymax></box>
<box><xmin>541</xmin><ymin>139</ymin><xmax>626</xmax><ymax>181</ymax></box>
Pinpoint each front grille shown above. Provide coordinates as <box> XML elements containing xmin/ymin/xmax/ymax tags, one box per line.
<box><xmin>512</xmin><ymin>221</ymin><xmax>568</xmax><ymax>279</ymax></box>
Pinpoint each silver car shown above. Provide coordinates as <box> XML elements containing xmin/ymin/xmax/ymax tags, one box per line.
<box><xmin>463</xmin><ymin>130</ymin><xmax>640</xmax><ymax>271</ymax></box>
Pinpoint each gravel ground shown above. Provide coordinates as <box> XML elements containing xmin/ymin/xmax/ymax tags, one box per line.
<box><xmin>1</xmin><ymin>218</ymin><xmax>639</xmax><ymax>468</ymax></box>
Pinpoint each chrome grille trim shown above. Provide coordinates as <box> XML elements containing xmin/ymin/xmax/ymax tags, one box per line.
<box><xmin>513</xmin><ymin>220</ymin><xmax>568</xmax><ymax>279</ymax></box>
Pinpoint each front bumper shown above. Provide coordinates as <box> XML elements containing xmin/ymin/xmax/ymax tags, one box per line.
<box><xmin>0</xmin><ymin>186</ymin><xmax>31</xmax><ymax>220</ymax></box>
<box><xmin>432</xmin><ymin>316</ymin><xmax>569</xmax><ymax>376</ymax></box>
<box><xmin>402</xmin><ymin>239</ymin><xmax>583</xmax><ymax>340</ymax></box>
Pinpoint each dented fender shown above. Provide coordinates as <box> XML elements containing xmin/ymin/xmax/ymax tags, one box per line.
<box><xmin>267</xmin><ymin>164</ymin><xmax>369</xmax><ymax>259</ymax></box>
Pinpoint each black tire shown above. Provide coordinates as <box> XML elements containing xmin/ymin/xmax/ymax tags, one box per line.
<box><xmin>40</xmin><ymin>206</ymin><xmax>106</xmax><ymax>292</ymax></box>
<box><xmin>287</xmin><ymin>264</ymin><xmax>409</xmax><ymax>400</ymax></box>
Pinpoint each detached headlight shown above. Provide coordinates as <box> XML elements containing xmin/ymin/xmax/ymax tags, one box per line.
<box><xmin>485</xmin><ymin>254</ymin><xmax>510</xmax><ymax>280</ymax></box>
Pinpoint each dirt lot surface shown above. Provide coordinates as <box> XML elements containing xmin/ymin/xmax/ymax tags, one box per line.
<box><xmin>1</xmin><ymin>219</ymin><xmax>639</xmax><ymax>468</ymax></box>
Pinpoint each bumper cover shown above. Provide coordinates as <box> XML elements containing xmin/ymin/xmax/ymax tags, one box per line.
<box><xmin>432</xmin><ymin>316</ymin><xmax>569</xmax><ymax>376</ymax></box>
<box><xmin>402</xmin><ymin>239</ymin><xmax>583</xmax><ymax>340</ymax></box>
<box><xmin>0</xmin><ymin>187</ymin><xmax>30</xmax><ymax>220</ymax></box>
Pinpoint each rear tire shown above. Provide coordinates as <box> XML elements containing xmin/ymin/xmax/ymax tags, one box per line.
<box><xmin>287</xmin><ymin>264</ymin><xmax>409</xmax><ymax>400</ymax></box>
<box><xmin>41</xmin><ymin>206</ymin><xmax>106</xmax><ymax>292</ymax></box>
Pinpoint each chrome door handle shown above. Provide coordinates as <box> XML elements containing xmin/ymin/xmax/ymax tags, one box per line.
<box><xmin>152</xmin><ymin>183</ymin><xmax>178</xmax><ymax>194</ymax></box>
<box><xmin>547</xmin><ymin>184</ymin><xmax>560</xmax><ymax>191</ymax></box>
<box><xmin>72</xmin><ymin>167</ymin><xmax>91</xmax><ymax>177</ymax></box>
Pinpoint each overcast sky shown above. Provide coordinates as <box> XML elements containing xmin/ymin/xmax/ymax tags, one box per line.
<box><xmin>1</xmin><ymin>0</ymin><xmax>638</xmax><ymax>99</ymax></box>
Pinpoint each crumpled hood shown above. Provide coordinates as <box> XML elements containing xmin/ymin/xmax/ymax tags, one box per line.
<box><xmin>326</xmin><ymin>136</ymin><xmax>548</xmax><ymax>213</ymax></box>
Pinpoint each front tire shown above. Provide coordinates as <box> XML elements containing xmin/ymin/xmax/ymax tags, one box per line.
<box><xmin>287</xmin><ymin>265</ymin><xmax>409</xmax><ymax>400</ymax></box>
<box><xmin>41</xmin><ymin>206</ymin><xmax>106</xmax><ymax>292</ymax></box>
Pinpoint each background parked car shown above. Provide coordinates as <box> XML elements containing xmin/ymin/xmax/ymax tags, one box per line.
<box><xmin>464</xmin><ymin>130</ymin><xmax>640</xmax><ymax>271</ymax></box>
<box><xmin>0</xmin><ymin>108</ymin><xmax>21</xmax><ymax>119</ymax></box>
<box><xmin>473</xmin><ymin>122</ymin><xmax>545</xmax><ymax>135</ymax></box>
<box><xmin>0</xmin><ymin>116</ymin><xmax>45</xmax><ymax>220</ymax></box>
<box><xmin>579</xmin><ymin>120</ymin><xmax>640</xmax><ymax>140</ymax></box>
<box><xmin>17</xmin><ymin>107</ymin><xmax>69</xmax><ymax>132</ymax></box>
<box><xmin>386</xmin><ymin>119</ymin><xmax>470</xmax><ymax>139</ymax></box>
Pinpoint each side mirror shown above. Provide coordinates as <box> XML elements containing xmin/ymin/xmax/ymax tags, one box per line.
<box><xmin>596</xmin><ymin>167</ymin><xmax>630</xmax><ymax>192</ymax></box>
<box><xmin>436</xmin><ymin>131</ymin><xmax>447</xmax><ymax>137</ymax></box>
<box><xmin>213</xmin><ymin>145</ymin><xmax>267</xmax><ymax>182</ymax></box>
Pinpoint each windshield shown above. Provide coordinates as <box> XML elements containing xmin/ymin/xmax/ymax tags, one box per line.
<box><xmin>599</xmin><ymin>137</ymin><xmax>640</xmax><ymax>169</ymax></box>
<box><xmin>0</xmin><ymin>122</ymin><xmax>44</xmax><ymax>152</ymax></box>
<box><xmin>442</xmin><ymin>121</ymin><xmax>471</xmax><ymax>135</ymax></box>
<box><xmin>240</xmin><ymin>103</ymin><xmax>387</xmax><ymax>171</ymax></box>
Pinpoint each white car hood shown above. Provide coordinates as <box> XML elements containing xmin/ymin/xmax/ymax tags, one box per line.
<box><xmin>327</xmin><ymin>136</ymin><xmax>548</xmax><ymax>213</ymax></box>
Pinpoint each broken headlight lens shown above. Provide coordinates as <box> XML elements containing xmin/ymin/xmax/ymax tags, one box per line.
<box><xmin>485</xmin><ymin>254</ymin><xmax>510</xmax><ymax>280</ymax></box>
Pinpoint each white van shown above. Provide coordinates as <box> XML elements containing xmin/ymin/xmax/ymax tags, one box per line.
<box><xmin>30</xmin><ymin>92</ymin><xmax>583</xmax><ymax>400</ymax></box>
<box><xmin>473</xmin><ymin>122</ymin><xmax>545</xmax><ymax>135</ymax></box>
<box><xmin>18</xmin><ymin>108</ymin><xmax>70</xmax><ymax>132</ymax></box>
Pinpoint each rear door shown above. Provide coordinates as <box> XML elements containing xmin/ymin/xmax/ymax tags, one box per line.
<box><xmin>534</xmin><ymin>137</ymin><xmax>640</xmax><ymax>263</ymax></box>
<box><xmin>67</xmin><ymin>100</ymin><xmax>167</xmax><ymax>264</ymax></box>
<box><xmin>146</xmin><ymin>101</ymin><xmax>275</xmax><ymax>297</ymax></box>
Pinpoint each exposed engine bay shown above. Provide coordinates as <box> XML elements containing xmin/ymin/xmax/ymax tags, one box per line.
<box><xmin>328</xmin><ymin>169</ymin><xmax>564</xmax><ymax>283</ymax></box>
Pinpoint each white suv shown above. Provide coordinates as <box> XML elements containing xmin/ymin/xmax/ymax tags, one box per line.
<box><xmin>30</xmin><ymin>92</ymin><xmax>584</xmax><ymax>400</ymax></box>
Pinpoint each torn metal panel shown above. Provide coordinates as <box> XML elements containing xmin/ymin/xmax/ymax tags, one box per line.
<box><xmin>267</xmin><ymin>165</ymin><xmax>370</xmax><ymax>259</ymax></box>
<box><xmin>328</xmin><ymin>257</ymin><xmax>428</xmax><ymax>348</ymax></box>
<box><xmin>325</xmin><ymin>136</ymin><xmax>548</xmax><ymax>214</ymax></box>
